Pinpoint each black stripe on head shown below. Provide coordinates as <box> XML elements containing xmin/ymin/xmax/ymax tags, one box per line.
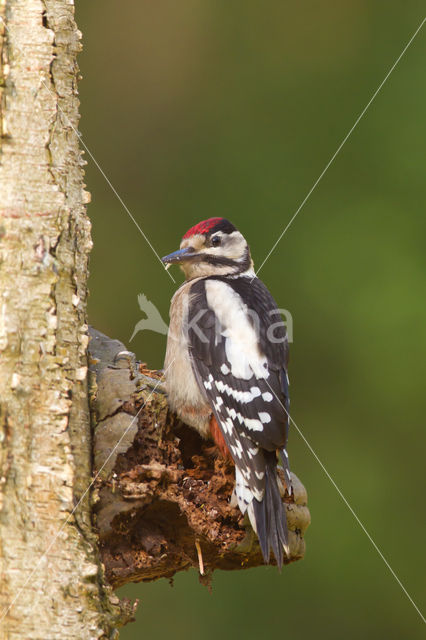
<box><xmin>202</xmin><ymin>246</ymin><xmax>251</xmax><ymax>273</ymax></box>
<box><xmin>207</xmin><ymin>218</ymin><xmax>237</xmax><ymax>237</ymax></box>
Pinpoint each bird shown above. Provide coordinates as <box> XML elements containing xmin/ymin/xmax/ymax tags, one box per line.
<box><xmin>162</xmin><ymin>217</ymin><xmax>292</xmax><ymax>568</ymax></box>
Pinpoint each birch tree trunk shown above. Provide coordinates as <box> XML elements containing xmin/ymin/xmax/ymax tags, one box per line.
<box><xmin>0</xmin><ymin>2</ymin><xmax>122</xmax><ymax>637</ymax></box>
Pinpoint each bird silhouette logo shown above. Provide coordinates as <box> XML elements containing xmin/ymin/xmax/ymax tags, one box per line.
<box><xmin>129</xmin><ymin>294</ymin><xmax>169</xmax><ymax>342</ymax></box>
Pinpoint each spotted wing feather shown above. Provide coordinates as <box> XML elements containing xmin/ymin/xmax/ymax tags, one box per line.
<box><xmin>187</xmin><ymin>277</ymin><xmax>291</xmax><ymax>564</ymax></box>
<box><xmin>188</xmin><ymin>277</ymin><xmax>290</xmax><ymax>450</ymax></box>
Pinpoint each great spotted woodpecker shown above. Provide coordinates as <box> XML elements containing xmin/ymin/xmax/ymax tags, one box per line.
<box><xmin>162</xmin><ymin>217</ymin><xmax>291</xmax><ymax>567</ymax></box>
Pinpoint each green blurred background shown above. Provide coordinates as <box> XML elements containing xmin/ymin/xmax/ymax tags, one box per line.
<box><xmin>75</xmin><ymin>2</ymin><xmax>426</xmax><ymax>638</ymax></box>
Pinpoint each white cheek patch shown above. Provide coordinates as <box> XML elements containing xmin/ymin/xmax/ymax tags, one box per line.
<box><xmin>218</xmin><ymin>230</ymin><xmax>246</xmax><ymax>260</ymax></box>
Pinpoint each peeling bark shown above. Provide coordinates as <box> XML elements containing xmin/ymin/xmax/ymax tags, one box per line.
<box><xmin>89</xmin><ymin>329</ymin><xmax>310</xmax><ymax>587</ymax></box>
<box><xmin>0</xmin><ymin>3</ymin><xmax>127</xmax><ymax>638</ymax></box>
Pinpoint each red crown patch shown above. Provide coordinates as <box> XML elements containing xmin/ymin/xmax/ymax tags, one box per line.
<box><xmin>182</xmin><ymin>217</ymin><xmax>224</xmax><ymax>239</ymax></box>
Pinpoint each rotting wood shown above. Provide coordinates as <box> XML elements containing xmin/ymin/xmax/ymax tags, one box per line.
<box><xmin>89</xmin><ymin>328</ymin><xmax>310</xmax><ymax>587</ymax></box>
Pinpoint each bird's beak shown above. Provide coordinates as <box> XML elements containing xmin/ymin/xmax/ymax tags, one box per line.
<box><xmin>161</xmin><ymin>247</ymin><xmax>198</xmax><ymax>269</ymax></box>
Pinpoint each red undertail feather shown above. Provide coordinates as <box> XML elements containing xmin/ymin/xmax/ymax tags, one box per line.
<box><xmin>210</xmin><ymin>415</ymin><xmax>232</xmax><ymax>460</ymax></box>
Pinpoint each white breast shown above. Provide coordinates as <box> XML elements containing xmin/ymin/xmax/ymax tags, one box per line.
<box><xmin>164</xmin><ymin>279</ymin><xmax>211</xmax><ymax>436</ymax></box>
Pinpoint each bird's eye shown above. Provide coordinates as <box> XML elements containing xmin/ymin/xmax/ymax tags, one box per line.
<box><xmin>211</xmin><ymin>235</ymin><xmax>221</xmax><ymax>247</ymax></box>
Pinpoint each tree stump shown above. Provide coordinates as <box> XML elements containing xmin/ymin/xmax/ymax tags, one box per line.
<box><xmin>89</xmin><ymin>328</ymin><xmax>311</xmax><ymax>587</ymax></box>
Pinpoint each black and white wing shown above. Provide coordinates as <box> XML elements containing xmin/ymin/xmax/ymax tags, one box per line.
<box><xmin>187</xmin><ymin>275</ymin><xmax>291</xmax><ymax>564</ymax></box>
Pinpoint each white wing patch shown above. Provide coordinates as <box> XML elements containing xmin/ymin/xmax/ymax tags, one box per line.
<box><xmin>205</xmin><ymin>280</ymin><xmax>269</xmax><ymax>380</ymax></box>
<box><xmin>214</xmin><ymin>380</ymin><xmax>261</xmax><ymax>404</ymax></box>
<box><xmin>259</xmin><ymin>412</ymin><xmax>271</xmax><ymax>424</ymax></box>
<box><xmin>223</xmin><ymin>417</ymin><xmax>234</xmax><ymax>435</ymax></box>
<box><xmin>243</xmin><ymin>418</ymin><xmax>263</xmax><ymax>432</ymax></box>
<box><xmin>230</xmin><ymin>439</ymin><xmax>244</xmax><ymax>460</ymax></box>
<box><xmin>203</xmin><ymin>374</ymin><xmax>214</xmax><ymax>390</ymax></box>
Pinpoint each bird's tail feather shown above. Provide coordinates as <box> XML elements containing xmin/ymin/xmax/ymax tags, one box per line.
<box><xmin>279</xmin><ymin>447</ymin><xmax>293</xmax><ymax>495</ymax></box>
<box><xmin>252</xmin><ymin>453</ymin><xmax>289</xmax><ymax>569</ymax></box>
